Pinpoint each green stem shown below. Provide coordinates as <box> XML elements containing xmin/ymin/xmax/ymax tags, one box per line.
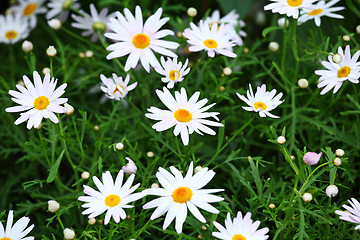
<box><xmin>72</xmin><ymin>115</ymin><xmax>85</xmax><ymax>168</ymax></box>
<box><xmin>135</xmin><ymin>220</ymin><xmax>152</xmax><ymax>238</ymax></box>
<box><xmin>50</xmin><ymin>57</ymin><xmax>53</xmax><ymax>78</ymax></box>
<box><xmin>298</xmin><ymin>161</ymin><xmax>332</xmax><ymax>194</ymax></box>
<box><xmin>56</xmin><ymin>212</ymin><xmax>65</xmax><ymax>230</ymax></box>
<box><xmin>61</xmin><ymin>26</ymin><xmax>105</xmax><ymax>52</ymax></box>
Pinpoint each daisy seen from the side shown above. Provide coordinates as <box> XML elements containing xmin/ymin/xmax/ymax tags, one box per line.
<box><xmin>264</xmin><ymin>0</ymin><xmax>316</xmax><ymax>19</ymax></box>
<box><xmin>154</xmin><ymin>56</ymin><xmax>190</xmax><ymax>89</ymax></box>
<box><xmin>0</xmin><ymin>210</ymin><xmax>34</xmax><ymax>240</ymax></box>
<box><xmin>315</xmin><ymin>45</ymin><xmax>360</xmax><ymax>95</ymax></box>
<box><xmin>71</xmin><ymin>4</ymin><xmax>114</xmax><ymax>42</ymax></box>
<box><xmin>145</xmin><ymin>87</ymin><xmax>224</xmax><ymax>146</ymax></box>
<box><xmin>236</xmin><ymin>84</ymin><xmax>284</xmax><ymax>118</ymax></box>
<box><xmin>5</xmin><ymin>71</ymin><xmax>68</xmax><ymax>129</ymax></box>
<box><xmin>105</xmin><ymin>6</ymin><xmax>179</xmax><ymax>72</ymax></box>
<box><xmin>46</xmin><ymin>0</ymin><xmax>80</xmax><ymax>22</ymax></box>
<box><xmin>10</xmin><ymin>0</ymin><xmax>47</xmax><ymax>29</ymax></box>
<box><xmin>100</xmin><ymin>73</ymin><xmax>137</xmax><ymax>101</ymax></box>
<box><xmin>0</xmin><ymin>14</ymin><xmax>30</xmax><ymax>44</ymax></box>
<box><xmin>298</xmin><ymin>0</ymin><xmax>344</xmax><ymax>27</ymax></box>
<box><xmin>78</xmin><ymin>170</ymin><xmax>144</xmax><ymax>225</ymax></box>
<box><xmin>335</xmin><ymin>198</ymin><xmax>360</xmax><ymax>230</ymax></box>
<box><xmin>142</xmin><ymin>162</ymin><xmax>224</xmax><ymax>234</ymax></box>
<box><xmin>213</xmin><ymin>211</ymin><xmax>269</xmax><ymax>240</ymax></box>
<box><xmin>183</xmin><ymin>20</ymin><xmax>237</xmax><ymax>58</ymax></box>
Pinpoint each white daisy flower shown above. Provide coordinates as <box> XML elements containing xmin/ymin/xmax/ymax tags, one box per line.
<box><xmin>46</xmin><ymin>0</ymin><xmax>80</xmax><ymax>22</ymax></box>
<box><xmin>205</xmin><ymin>10</ymin><xmax>247</xmax><ymax>46</ymax></box>
<box><xmin>154</xmin><ymin>56</ymin><xmax>190</xmax><ymax>89</ymax></box>
<box><xmin>298</xmin><ymin>0</ymin><xmax>344</xmax><ymax>26</ymax></box>
<box><xmin>236</xmin><ymin>84</ymin><xmax>284</xmax><ymax>118</ymax></box>
<box><xmin>0</xmin><ymin>14</ymin><xmax>30</xmax><ymax>44</ymax></box>
<box><xmin>0</xmin><ymin>210</ymin><xmax>34</xmax><ymax>240</ymax></box>
<box><xmin>100</xmin><ymin>73</ymin><xmax>137</xmax><ymax>101</ymax></box>
<box><xmin>315</xmin><ymin>45</ymin><xmax>360</xmax><ymax>95</ymax></box>
<box><xmin>71</xmin><ymin>4</ymin><xmax>114</xmax><ymax>42</ymax></box>
<box><xmin>78</xmin><ymin>170</ymin><xmax>144</xmax><ymax>225</ymax></box>
<box><xmin>145</xmin><ymin>87</ymin><xmax>223</xmax><ymax>146</ymax></box>
<box><xmin>182</xmin><ymin>20</ymin><xmax>237</xmax><ymax>58</ymax></box>
<box><xmin>335</xmin><ymin>198</ymin><xmax>360</xmax><ymax>230</ymax></box>
<box><xmin>10</xmin><ymin>0</ymin><xmax>47</xmax><ymax>29</ymax></box>
<box><xmin>5</xmin><ymin>71</ymin><xmax>68</xmax><ymax>129</ymax></box>
<box><xmin>105</xmin><ymin>6</ymin><xmax>179</xmax><ymax>72</ymax></box>
<box><xmin>213</xmin><ymin>211</ymin><xmax>269</xmax><ymax>240</ymax></box>
<box><xmin>142</xmin><ymin>162</ymin><xmax>224</xmax><ymax>234</ymax></box>
<box><xmin>264</xmin><ymin>0</ymin><xmax>316</xmax><ymax>19</ymax></box>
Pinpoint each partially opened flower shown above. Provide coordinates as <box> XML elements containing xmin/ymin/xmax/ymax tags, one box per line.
<box><xmin>154</xmin><ymin>56</ymin><xmax>190</xmax><ymax>89</ymax></box>
<box><xmin>71</xmin><ymin>4</ymin><xmax>114</xmax><ymax>42</ymax></box>
<box><xmin>204</xmin><ymin>10</ymin><xmax>247</xmax><ymax>46</ymax></box>
<box><xmin>264</xmin><ymin>0</ymin><xmax>316</xmax><ymax>19</ymax></box>
<box><xmin>298</xmin><ymin>0</ymin><xmax>344</xmax><ymax>27</ymax></box>
<box><xmin>5</xmin><ymin>71</ymin><xmax>68</xmax><ymax>129</ymax></box>
<box><xmin>10</xmin><ymin>0</ymin><xmax>47</xmax><ymax>29</ymax></box>
<box><xmin>105</xmin><ymin>6</ymin><xmax>179</xmax><ymax>72</ymax></box>
<box><xmin>183</xmin><ymin>20</ymin><xmax>237</xmax><ymax>58</ymax></box>
<box><xmin>145</xmin><ymin>87</ymin><xmax>223</xmax><ymax>146</ymax></box>
<box><xmin>315</xmin><ymin>45</ymin><xmax>360</xmax><ymax>95</ymax></box>
<box><xmin>335</xmin><ymin>198</ymin><xmax>360</xmax><ymax>230</ymax></box>
<box><xmin>78</xmin><ymin>170</ymin><xmax>144</xmax><ymax>225</ymax></box>
<box><xmin>46</xmin><ymin>0</ymin><xmax>80</xmax><ymax>22</ymax></box>
<box><xmin>142</xmin><ymin>162</ymin><xmax>224</xmax><ymax>234</ymax></box>
<box><xmin>236</xmin><ymin>84</ymin><xmax>284</xmax><ymax>118</ymax></box>
<box><xmin>0</xmin><ymin>14</ymin><xmax>30</xmax><ymax>44</ymax></box>
<box><xmin>100</xmin><ymin>73</ymin><xmax>137</xmax><ymax>101</ymax></box>
<box><xmin>213</xmin><ymin>211</ymin><xmax>269</xmax><ymax>240</ymax></box>
<box><xmin>0</xmin><ymin>210</ymin><xmax>34</xmax><ymax>240</ymax></box>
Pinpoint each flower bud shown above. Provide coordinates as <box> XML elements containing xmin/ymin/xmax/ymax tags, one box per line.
<box><xmin>63</xmin><ymin>228</ymin><xmax>75</xmax><ymax>240</ymax></box>
<box><xmin>268</xmin><ymin>42</ymin><xmax>279</xmax><ymax>52</ymax></box>
<box><xmin>356</xmin><ymin>25</ymin><xmax>360</xmax><ymax>34</ymax></box>
<box><xmin>17</xmin><ymin>80</ymin><xmax>25</xmax><ymax>87</ymax></box>
<box><xmin>48</xmin><ymin>18</ymin><xmax>62</xmax><ymax>30</ymax></box>
<box><xmin>62</xmin><ymin>0</ymin><xmax>73</xmax><ymax>10</ymax></box>
<box><xmin>92</xmin><ymin>21</ymin><xmax>107</xmax><ymax>32</ymax></box>
<box><xmin>79</xmin><ymin>52</ymin><xmax>85</xmax><ymax>58</ymax></box>
<box><xmin>85</xmin><ymin>50</ymin><xmax>93</xmax><ymax>58</ymax></box>
<box><xmin>88</xmin><ymin>218</ymin><xmax>96</xmax><ymax>225</ymax></box>
<box><xmin>243</xmin><ymin>47</ymin><xmax>249</xmax><ymax>54</ymax></box>
<box><xmin>298</xmin><ymin>78</ymin><xmax>308</xmax><ymax>88</ymax></box>
<box><xmin>223</xmin><ymin>67</ymin><xmax>232</xmax><ymax>76</ymax></box>
<box><xmin>269</xmin><ymin>203</ymin><xmax>276</xmax><ymax>209</ymax></box>
<box><xmin>326</xmin><ymin>184</ymin><xmax>338</xmax><ymax>197</ymax></box>
<box><xmin>332</xmin><ymin>54</ymin><xmax>342</xmax><ymax>64</ymax></box>
<box><xmin>303</xmin><ymin>152</ymin><xmax>322</xmax><ymax>165</ymax></box>
<box><xmin>302</xmin><ymin>193</ymin><xmax>312</xmax><ymax>202</ymax></box>
<box><xmin>290</xmin><ymin>155</ymin><xmax>295</xmax><ymax>160</ymax></box>
<box><xmin>194</xmin><ymin>166</ymin><xmax>203</xmax><ymax>173</ymax></box>
<box><xmin>219</xmin><ymin>86</ymin><xmax>226</xmax><ymax>92</ymax></box>
<box><xmin>151</xmin><ymin>183</ymin><xmax>160</xmax><ymax>188</ymax></box>
<box><xmin>46</xmin><ymin>46</ymin><xmax>57</xmax><ymax>57</ymax></box>
<box><xmin>48</xmin><ymin>200</ymin><xmax>60</xmax><ymax>213</ymax></box>
<box><xmin>187</xmin><ymin>7</ymin><xmax>197</xmax><ymax>17</ymax></box>
<box><xmin>22</xmin><ymin>40</ymin><xmax>33</xmax><ymax>53</ymax></box>
<box><xmin>276</xmin><ymin>136</ymin><xmax>286</xmax><ymax>145</ymax></box>
<box><xmin>42</xmin><ymin>67</ymin><xmax>51</xmax><ymax>75</ymax></box>
<box><xmin>333</xmin><ymin>157</ymin><xmax>342</xmax><ymax>167</ymax></box>
<box><xmin>147</xmin><ymin>151</ymin><xmax>154</xmax><ymax>157</ymax></box>
<box><xmin>335</xmin><ymin>149</ymin><xmax>345</xmax><ymax>157</ymax></box>
<box><xmin>34</xmin><ymin>122</ymin><xmax>43</xmax><ymax>130</ymax></box>
<box><xmin>93</xmin><ymin>125</ymin><xmax>99</xmax><ymax>131</ymax></box>
<box><xmin>342</xmin><ymin>35</ymin><xmax>350</xmax><ymax>41</ymax></box>
<box><xmin>278</xmin><ymin>17</ymin><xmax>289</xmax><ymax>28</ymax></box>
<box><xmin>177</xmin><ymin>32</ymin><xmax>183</xmax><ymax>38</ymax></box>
<box><xmin>81</xmin><ymin>171</ymin><xmax>90</xmax><ymax>180</ymax></box>
<box><xmin>201</xmin><ymin>225</ymin><xmax>207</xmax><ymax>230</ymax></box>
<box><xmin>122</xmin><ymin>157</ymin><xmax>137</xmax><ymax>175</ymax></box>
<box><xmin>115</xmin><ymin>142</ymin><xmax>124</xmax><ymax>151</ymax></box>
<box><xmin>64</xmin><ymin>103</ymin><xmax>74</xmax><ymax>116</ymax></box>
<box><xmin>255</xmin><ymin>11</ymin><xmax>266</xmax><ymax>26</ymax></box>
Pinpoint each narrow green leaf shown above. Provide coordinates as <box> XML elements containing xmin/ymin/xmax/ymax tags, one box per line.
<box><xmin>46</xmin><ymin>149</ymin><xmax>65</xmax><ymax>183</ymax></box>
<box><xmin>262</xmin><ymin>26</ymin><xmax>283</xmax><ymax>38</ymax></box>
<box><xmin>216</xmin><ymin>120</ymin><xmax>225</xmax><ymax>151</ymax></box>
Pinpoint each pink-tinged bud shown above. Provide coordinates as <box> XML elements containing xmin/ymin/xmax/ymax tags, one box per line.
<box><xmin>303</xmin><ymin>152</ymin><xmax>322</xmax><ymax>165</ymax></box>
<box><xmin>122</xmin><ymin>157</ymin><xmax>137</xmax><ymax>175</ymax></box>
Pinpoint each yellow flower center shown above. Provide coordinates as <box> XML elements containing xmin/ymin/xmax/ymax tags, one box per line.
<box><xmin>232</xmin><ymin>234</ymin><xmax>246</xmax><ymax>240</ymax></box>
<box><xmin>172</xmin><ymin>187</ymin><xmax>193</xmax><ymax>203</ymax></box>
<box><xmin>337</xmin><ymin>66</ymin><xmax>350</xmax><ymax>78</ymax></box>
<box><xmin>104</xmin><ymin>194</ymin><xmax>121</xmax><ymax>207</ymax></box>
<box><xmin>23</xmin><ymin>3</ymin><xmax>37</xmax><ymax>16</ymax></box>
<box><xmin>254</xmin><ymin>102</ymin><xmax>267</xmax><ymax>111</ymax></box>
<box><xmin>204</xmin><ymin>39</ymin><xmax>218</xmax><ymax>49</ymax></box>
<box><xmin>287</xmin><ymin>0</ymin><xmax>303</xmax><ymax>7</ymax></box>
<box><xmin>0</xmin><ymin>238</ymin><xmax>11</xmax><ymax>240</ymax></box>
<box><xmin>113</xmin><ymin>85</ymin><xmax>125</xmax><ymax>95</ymax></box>
<box><xmin>5</xmin><ymin>30</ymin><xmax>18</xmax><ymax>40</ymax></box>
<box><xmin>132</xmin><ymin>33</ymin><xmax>150</xmax><ymax>49</ymax></box>
<box><xmin>169</xmin><ymin>70</ymin><xmax>180</xmax><ymax>81</ymax></box>
<box><xmin>34</xmin><ymin>96</ymin><xmax>50</xmax><ymax>110</ymax></box>
<box><xmin>308</xmin><ymin>8</ymin><xmax>323</xmax><ymax>16</ymax></box>
<box><xmin>174</xmin><ymin>109</ymin><xmax>192</xmax><ymax>122</ymax></box>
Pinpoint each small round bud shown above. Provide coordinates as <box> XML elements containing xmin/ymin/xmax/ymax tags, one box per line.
<box><xmin>147</xmin><ymin>151</ymin><xmax>154</xmax><ymax>157</ymax></box>
<box><xmin>98</xmin><ymin>219</ymin><xmax>103</xmax><ymax>225</ymax></box>
<box><xmin>197</xmin><ymin>235</ymin><xmax>202</xmax><ymax>239</ymax></box>
<box><xmin>326</xmin><ymin>184</ymin><xmax>339</xmax><ymax>197</ymax></box>
<box><xmin>302</xmin><ymin>193</ymin><xmax>313</xmax><ymax>202</ymax></box>
<box><xmin>122</xmin><ymin>157</ymin><xmax>137</xmax><ymax>175</ymax></box>
<box><xmin>42</xmin><ymin>67</ymin><xmax>51</xmax><ymax>75</ymax></box>
<box><xmin>115</xmin><ymin>142</ymin><xmax>124</xmax><ymax>151</ymax></box>
<box><xmin>303</xmin><ymin>152</ymin><xmax>322</xmax><ymax>165</ymax></box>
<box><xmin>194</xmin><ymin>166</ymin><xmax>203</xmax><ymax>173</ymax></box>
<box><xmin>177</xmin><ymin>32</ymin><xmax>183</xmax><ymax>38</ymax></box>
<box><xmin>255</xmin><ymin>11</ymin><xmax>266</xmax><ymax>26</ymax></box>
<box><xmin>268</xmin><ymin>42</ymin><xmax>279</xmax><ymax>52</ymax></box>
<box><xmin>269</xmin><ymin>203</ymin><xmax>276</xmax><ymax>209</ymax></box>
<box><xmin>335</xmin><ymin>149</ymin><xmax>345</xmax><ymax>157</ymax></box>
<box><xmin>298</xmin><ymin>78</ymin><xmax>308</xmax><ymax>88</ymax></box>
<box><xmin>88</xmin><ymin>218</ymin><xmax>96</xmax><ymax>225</ymax></box>
<box><xmin>201</xmin><ymin>225</ymin><xmax>207</xmax><ymax>230</ymax></box>
<box><xmin>127</xmin><ymin>215</ymin><xmax>131</xmax><ymax>220</ymax></box>
<box><xmin>187</xmin><ymin>7</ymin><xmax>197</xmax><ymax>17</ymax></box>
<box><xmin>46</xmin><ymin>46</ymin><xmax>57</xmax><ymax>57</ymax></box>
<box><xmin>243</xmin><ymin>47</ymin><xmax>249</xmax><ymax>54</ymax></box>
<box><xmin>22</xmin><ymin>40</ymin><xmax>33</xmax><ymax>53</ymax></box>
<box><xmin>48</xmin><ymin>200</ymin><xmax>60</xmax><ymax>213</ymax></box>
<box><xmin>79</xmin><ymin>52</ymin><xmax>85</xmax><ymax>58</ymax></box>
<box><xmin>223</xmin><ymin>67</ymin><xmax>232</xmax><ymax>76</ymax></box>
<box><xmin>219</xmin><ymin>86</ymin><xmax>225</xmax><ymax>92</ymax></box>
<box><xmin>5</xmin><ymin>9</ymin><xmax>14</xmax><ymax>15</ymax></box>
<box><xmin>81</xmin><ymin>171</ymin><xmax>90</xmax><ymax>180</ymax></box>
<box><xmin>332</xmin><ymin>54</ymin><xmax>342</xmax><ymax>64</ymax></box>
<box><xmin>333</xmin><ymin>157</ymin><xmax>342</xmax><ymax>167</ymax></box>
<box><xmin>48</xmin><ymin>18</ymin><xmax>62</xmax><ymax>30</ymax></box>
<box><xmin>92</xmin><ymin>21</ymin><xmax>107</xmax><ymax>32</ymax></box>
<box><xmin>62</xmin><ymin>0</ymin><xmax>73</xmax><ymax>10</ymax></box>
<box><xmin>343</xmin><ymin>35</ymin><xmax>350</xmax><ymax>41</ymax></box>
<box><xmin>278</xmin><ymin>17</ymin><xmax>289</xmax><ymax>28</ymax></box>
<box><xmin>34</xmin><ymin>122</ymin><xmax>43</xmax><ymax>130</ymax></box>
<box><xmin>356</xmin><ymin>25</ymin><xmax>360</xmax><ymax>34</ymax></box>
<box><xmin>93</xmin><ymin>125</ymin><xmax>99</xmax><ymax>131</ymax></box>
<box><xmin>64</xmin><ymin>103</ymin><xmax>74</xmax><ymax>116</ymax></box>
<box><xmin>151</xmin><ymin>183</ymin><xmax>160</xmax><ymax>188</ymax></box>
<box><xmin>63</xmin><ymin>228</ymin><xmax>75</xmax><ymax>240</ymax></box>
<box><xmin>276</xmin><ymin>136</ymin><xmax>286</xmax><ymax>145</ymax></box>
<box><xmin>17</xmin><ymin>80</ymin><xmax>25</xmax><ymax>87</ymax></box>
<box><xmin>290</xmin><ymin>155</ymin><xmax>295</xmax><ymax>160</ymax></box>
<box><xmin>85</xmin><ymin>50</ymin><xmax>93</xmax><ymax>58</ymax></box>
